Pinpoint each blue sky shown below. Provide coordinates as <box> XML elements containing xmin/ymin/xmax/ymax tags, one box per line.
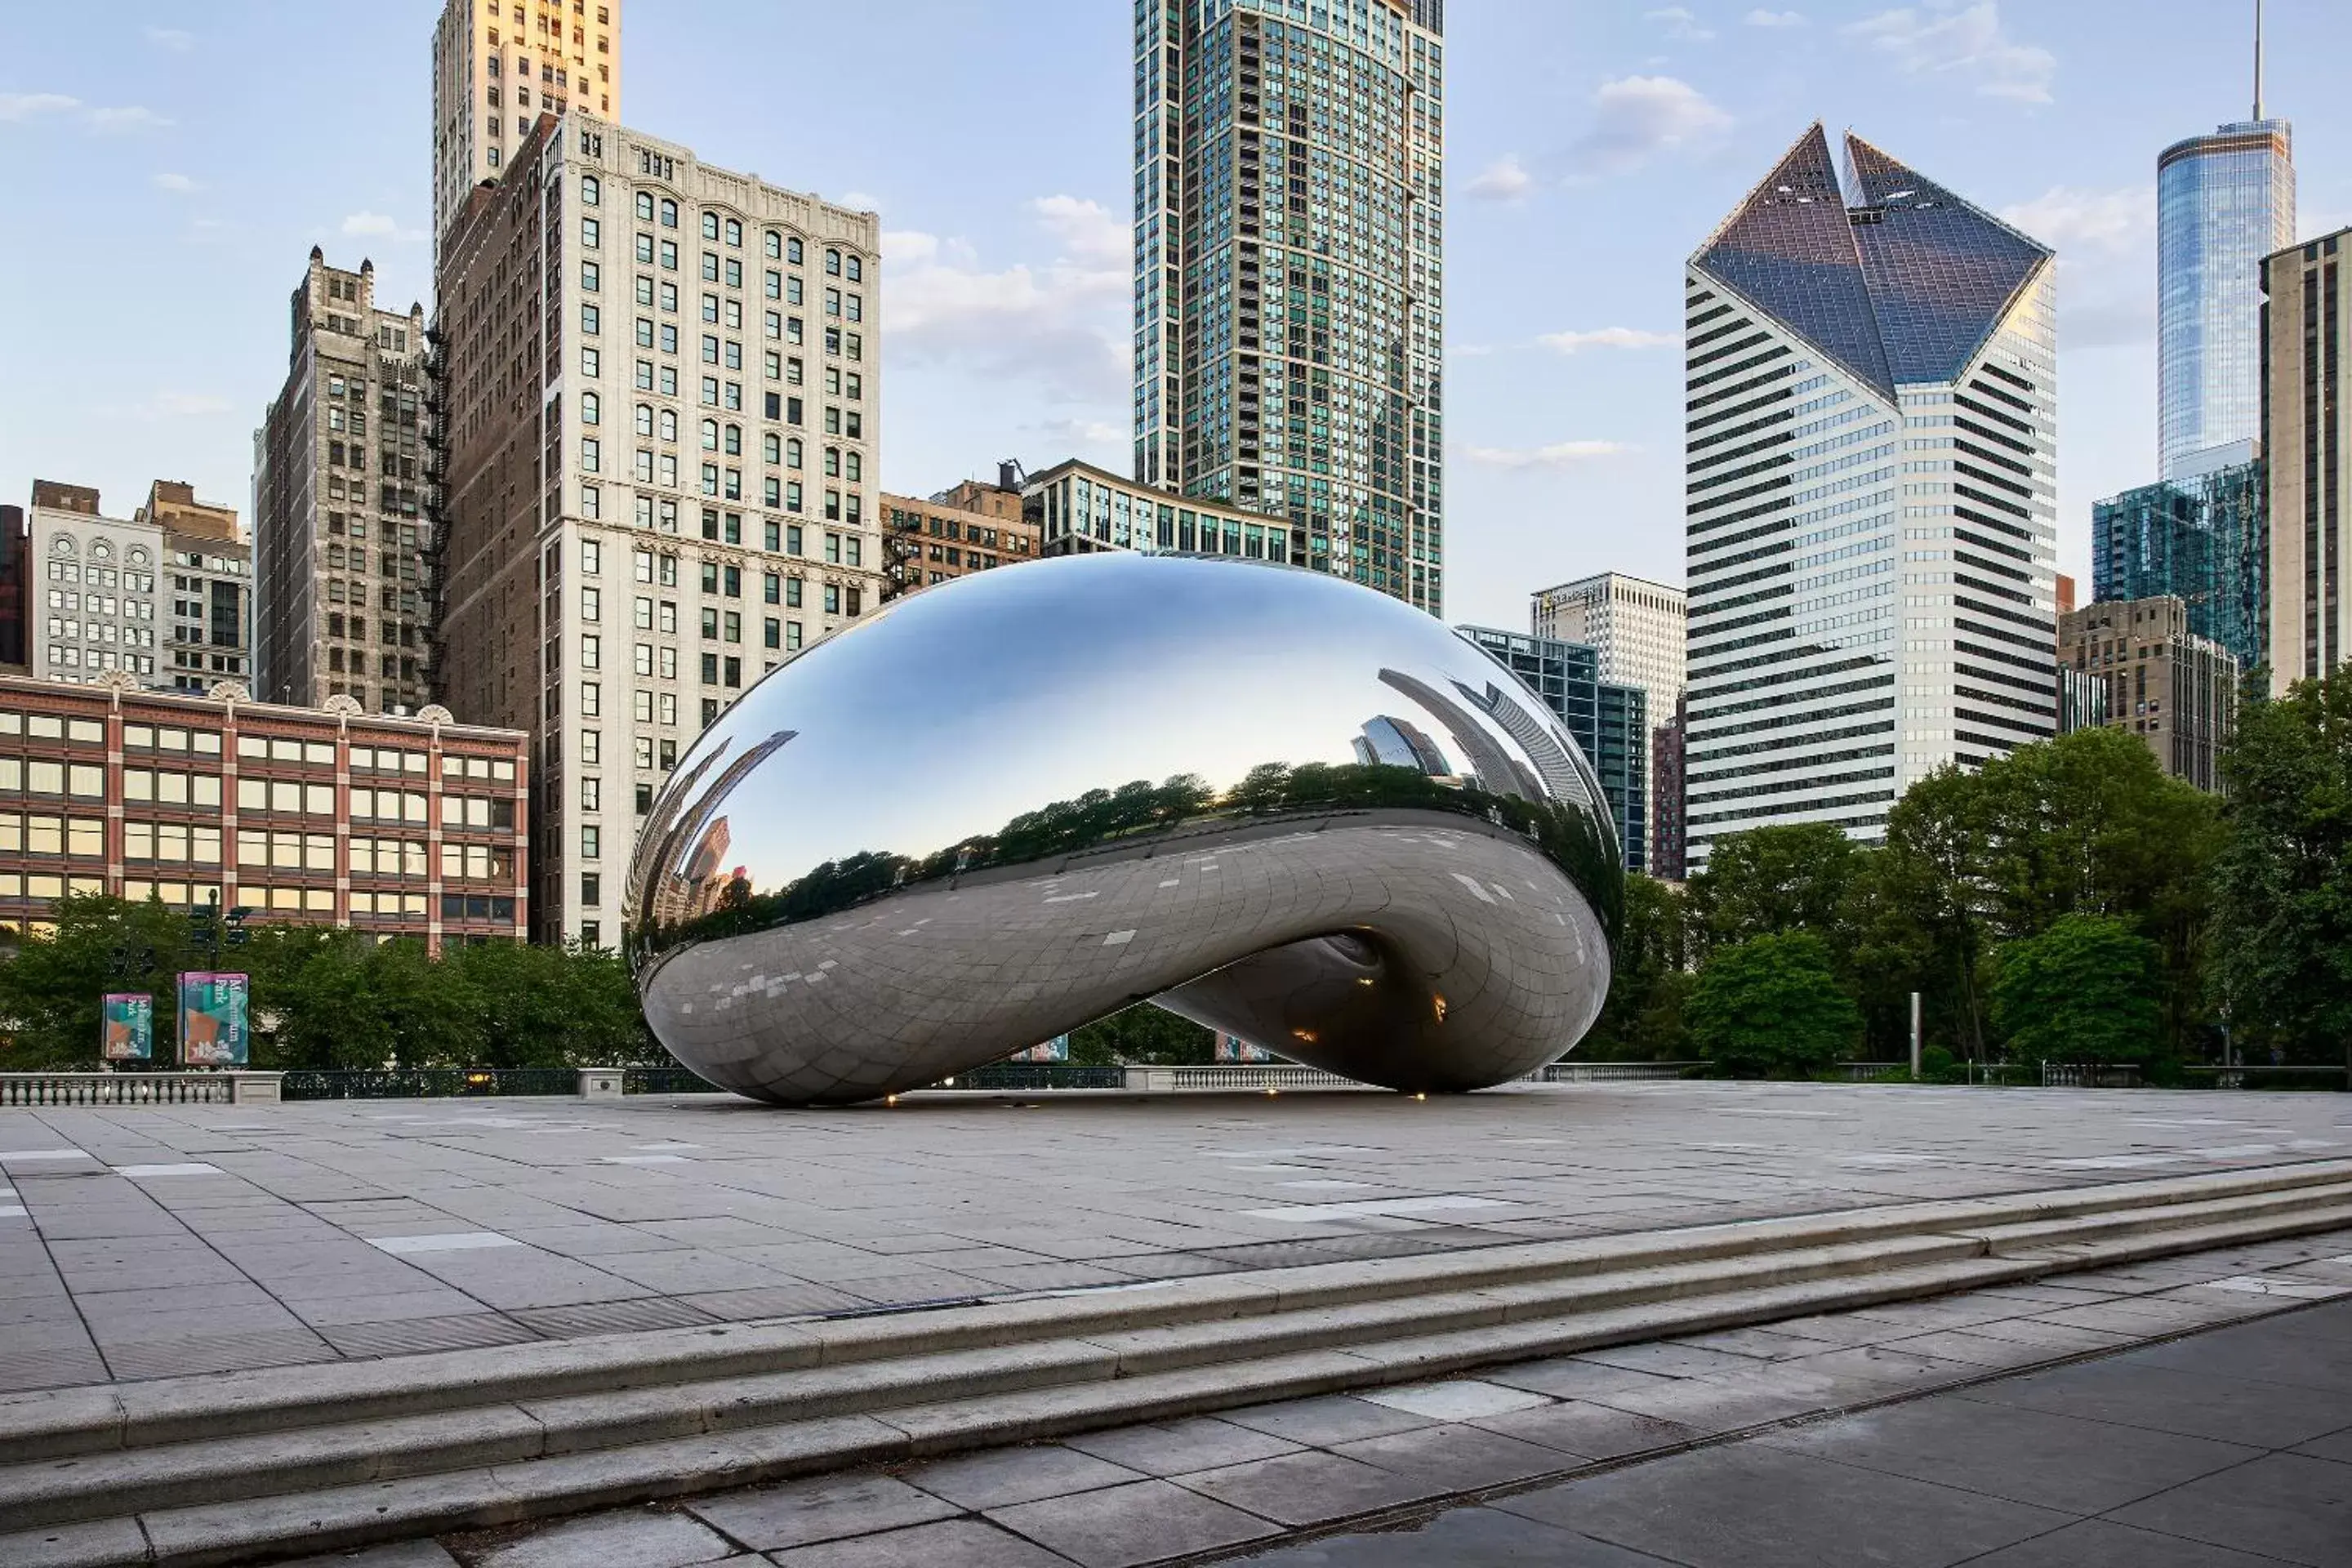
<box><xmin>4</xmin><ymin>1</ymin><xmax>2349</xmax><ymax>630</ymax></box>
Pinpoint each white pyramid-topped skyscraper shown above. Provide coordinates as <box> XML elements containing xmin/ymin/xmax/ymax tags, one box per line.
<box><xmin>1683</xmin><ymin>126</ymin><xmax>2058</xmax><ymax>872</ymax></box>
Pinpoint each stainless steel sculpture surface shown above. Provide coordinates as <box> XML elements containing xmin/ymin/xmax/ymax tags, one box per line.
<box><xmin>627</xmin><ymin>554</ymin><xmax>1623</xmax><ymax>1105</ymax></box>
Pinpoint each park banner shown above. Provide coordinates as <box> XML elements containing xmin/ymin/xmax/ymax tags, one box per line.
<box><xmin>1005</xmin><ymin>1035</ymin><xmax>1071</xmax><ymax>1064</ymax></box>
<box><xmin>1215</xmin><ymin>1033</ymin><xmax>1275</xmax><ymax>1063</ymax></box>
<box><xmin>101</xmin><ymin>993</ymin><xmax>153</xmax><ymax>1062</ymax></box>
<box><xmin>176</xmin><ymin>973</ymin><xmax>250</xmax><ymax>1067</ymax></box>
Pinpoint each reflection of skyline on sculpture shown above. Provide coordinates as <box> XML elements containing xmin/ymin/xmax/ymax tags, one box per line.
<box><xmin>628</xmin><ymin>555</ymin><xmax>1621</xmax><ymax>1105</ymax></box>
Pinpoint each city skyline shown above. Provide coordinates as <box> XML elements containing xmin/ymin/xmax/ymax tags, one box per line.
<box><xmin>4</xmin><ymin>2</ymin><xmax>2352</xmax><ymax>636</ymax></box>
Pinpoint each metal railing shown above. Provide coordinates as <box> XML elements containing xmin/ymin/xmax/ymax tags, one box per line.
<box><xmin>0</xmin><ymin>1072</ymin><xmax>276</xmax><ymax>1106</ymax></box>
<box><xmin>2185</xmin><ymin>1064</ymin><xmax>2351</xmax><ymax>1091</ymax></box>
<box><xmin>1537</xmin><ymin>1061</ymin><xmax>1707</xmax><ymax>1084</ymax></box>
<box><xmin>278</xmin><ymin>1067</ymin><xmax>579</xmax><ymax>1101</ymax></box>
<box><xmin>624</xmin><ymin>1066</ymin><xmax>724</xmax><ymax>1096</ymax></box>
<box><xmin>929</xmin><ymin>1064</ymin><xmax>1128</xmax><ymax>1091</ymax></box>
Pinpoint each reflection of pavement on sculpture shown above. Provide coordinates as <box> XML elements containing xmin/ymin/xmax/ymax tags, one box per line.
<box><xmin>643</xmin><ymin>812</ymin><xmax>1609</xmax><ymax>1106</ymax></box>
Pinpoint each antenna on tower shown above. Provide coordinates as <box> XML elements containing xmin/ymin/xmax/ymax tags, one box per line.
<box><xmin>2253</xmin><ymin>0</ymin><xmax>2265</xmax><ymax>120</ymax></box>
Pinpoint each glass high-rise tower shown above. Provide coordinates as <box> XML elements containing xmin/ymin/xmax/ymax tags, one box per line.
<box><xmin>2156</xmin><ymin>9</ymin><xmax>2292</xmax><ymax>479</ymax></box>
<box><xmin>1682</xmin><ymin>125</ymin><xmax>2058</xmax><ymax>872</ymax></box>
<box><xmin>1134</xmin><ymin>0</ymin><xmax>1446</xmax><ymax>613</ymax></box>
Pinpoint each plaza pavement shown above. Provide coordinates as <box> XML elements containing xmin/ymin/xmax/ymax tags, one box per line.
<box><xmin>348</xmin><ymin>1222</ymin><xmax>2352</xmax><ymax>1566</ymax></box>
<box><xmin>1</xmin><ymin>1080</ymin><xmax>2346</xmax><ymax>1394</ymax></box>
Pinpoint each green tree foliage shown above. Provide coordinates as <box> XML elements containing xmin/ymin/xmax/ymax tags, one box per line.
<box><xmin>1990</xmin><ymin>915</ymin><xmax>2163</xmax><ymax>1065</ymax></box>
<box><xmin>1067</xmin><ymin>1003</ymin><xmax>1215</xmax><ymax>1066</ymax></box>
<box><xmin>1583</xmin><ymin>874</ymin><xmax>1694</xmax><ymax>1060</ymax></box>
<box><xmin>1685</xmin><ymin>932</ymin><xmax>1860</xmax><ymax>1078</ymax></box>
<box><xmin>2208</xmin><ymin>670</ymin><xmax>2352</xmax><ymax>1063</ymax></box>
<box><xmin>0</xmin><ymin>898</ymin><xmax>653</xmax><ymax>1072</ymax></box>
<box><xmin>1686</xmin><ymin>823</ymin><xmax>1860</xmax><ymax>955</ymax></box>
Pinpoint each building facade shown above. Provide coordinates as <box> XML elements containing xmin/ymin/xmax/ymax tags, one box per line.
<box><xmin>1682</xmin><ymin>125</ymin><xmax>2058</xmax><ymax>873</ymax></box>
<box><xmin>2091</xmin><ymin>458</ymin><xmax>2266</xmax><ymax>674</ymax></box>
<box><xmin>1650</xmin><ymin>693</ymin><xmax>1687</xmax><ymax>882</ymax></box>
<box><xmin>0</xmin><ymin>505</ymin><xmax>27</xmax><ymax>670</ymax></box>
<box><xmin>1457</xmin><ymin>626</ymin><xmax>1646</xmax><ymax>874</ymax></box>
<box><xmin>434</xmin><ymin>113</ymin><xmax>883</xmax><ymax>947</ymax></box>
<box><xmin>1026</xmin><ymin>459</ymin><xmax>1295</xmax><ymax>565</ymax></box>
<box><xmin>1530</xmin><ymin>572</ymin><xmax>1686</xmax><ymax>871</ymax></box>
<box><xmin>2158</xmin><ymin>116</ymin><xmax>2292</xmax><ymax>479</ymax></box>
<box><xmin>26</xmin><ymin>482</ymin><xmax>163</xmax><ymax>687</ymax></box>
<box><xmin>432</xmin><ymin>0</ymin><xmax>620</xmax><ymax>246</ymax></box>
<box><xmin>139</xmin><ymin>482</ymin><xmax>252</xmax><ymax>698</ymax></box>
<box><xmin>254</xmin><ymin>252</ymin><xmax>433</xmax><ymax>715</ymax></box>
<box><xmin>0</xmin><ymin>673</ymin><xmax>525</xmax><ymax>947</ymax></box>
<box><xmin>2058</xmin><ymin>597</ymin><xmax>2238</xmax><ymax>792</ymax></box>
<box><xmin>2262</xmin><ymin>227</ymin><xmax>2352</xmax><ymax>690</ymax></box>
<box><xmin>881</xmin><ymin>473</ymin><xmax>1040</xmax><ymax>601</ymax></box>
<box><xmin>1134</xmin><ymin>0</ymin><xmax>1445</xmax><ymax>612</ymax></box>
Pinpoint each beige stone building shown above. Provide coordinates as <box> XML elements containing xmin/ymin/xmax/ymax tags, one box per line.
<box><xmin>253</xmin><ymin>251</ymin><xmax>432</xmax><ymax>715</ymax></box>
<box><xmin>433</xmin><ymin>0</ymin><xmax>620</xmax><ymax>246</ymax></box>
<box><xmin>26</xmin><ymin>481</ymin><xmax>163</xmax><ymax>687</ymax></box>
<box><xmin>880</xmin><ymin>471</ymin><xmax>1040</xmax><ymax>601</ymax></box>
<box><xmin>2058</xmin><ymin>596</ymin><xmax>2238</xmax><ymax>792</ymax></box>
<box><xmin>138</xmin><ymin>482</ymin><xmax>254</xmax><ymax>697</ymax></box>
<box><xmin>434</xmin><ymin>112</ymin><xmax>882</xmax><ymax>947</ymax></box>
<box><xmin>2261</xmin><ymin>227</ymin><xmax>2352</xmax><ymax>691</ymax></box>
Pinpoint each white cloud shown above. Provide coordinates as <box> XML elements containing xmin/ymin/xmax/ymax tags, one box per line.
<box><xmin>1464</xmin><ymin>440</ymin><xmax>1637</xmax><ymax>469</ymax></box>
<box><xmin>341</xmin><ymin>210</ymin><xmax>425</xmax><ymax>243</ymax></box>
<box><xmin>835</xmin><ymin>190</ymin><xmax>882</xmax><ymax>213</ymax></box>
<box><xmin>1998</xmin><ymin>185</ymin><xmax>2152</xmax><ymax>256</ymax></box>
<box><xmin>1845</xmin><ymin>2</ymin><xmax>2056</xmax><ymax>104</ymax></box>
<box><xmin>1645</xmin><ymin>7</ymin><xmax>1717</xmax><ymax>42</ymax></box>
<box><xmin>1466</xmin><ymin>155</ymin><xmax>1535</xmax><ymax>203</ymax></box>
<box><xmin>151</xmin><ymin>172</ymin><xmax>201</xmax><ymax>194</ymax></box>
<box><xmin>1568</xmin><ymin>77</ymin><xmax>1732</xmax><ymax>177</ymax></box>
<box><xmin>1538</xmin><ymin>327</ymin><xmax>1677</xmax><ymax>354</ymax></box>
<box><xmin>1746</xmin><ymin>8</ymin><xmax>1806</xmax><ymax>24</ymax></box>
<box><xmin>884</xmin><ymin>194</ymin><xmax>1129</xmax><ymax>405</ymax></box>
<box><xmin>144</xmin><ymin>27</ymin><xmax>194</xmax><ymax>51</ymax></box>
<box><xmin>86</xmin><ymin>105</ymin><xmax>172</xmax><ymax>131</ymax></box>
<box><xmin>0</xmin><ymin>92</ymin><xmax>82</xmax><ymax>122</ymax></box>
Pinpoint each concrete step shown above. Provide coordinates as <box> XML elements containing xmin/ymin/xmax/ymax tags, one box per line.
<box><xmin>0</xmin><ymin>1162</ymin><xmax>2346</xmax><ymax>1567</ymax></box>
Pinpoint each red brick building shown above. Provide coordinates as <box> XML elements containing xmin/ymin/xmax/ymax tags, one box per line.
<box><xmin>0</xmin><ymin>674</ymin><xmax>528</xmax><ymax>950</ymax></box>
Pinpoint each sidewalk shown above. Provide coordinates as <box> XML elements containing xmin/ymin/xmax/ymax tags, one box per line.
<box><xmin>383</xmin><ymin>1226</ymin><xmax>2352</xmax><ymax>1568</ymax></box>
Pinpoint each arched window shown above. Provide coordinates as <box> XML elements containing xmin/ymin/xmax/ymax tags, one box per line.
<box><xmin>786</xmin><ymin>438</ymin><xmax>803</xmax><ymax>469</ymax></box>
<box><xmin>763</xmin><ymin>433</ymin><xmax>781</xmax><ymax>464</ymax></box>
<box><xmin>657</xmin><ymin>409</ymin><xmax>677</xmax><ymax>443</ymax></box>
<box><xmin>844</xmin><ymin>452</ymin><xmax>862</xmax><ymax>482</ymax></box>
<box><xmin>659</xmin><ymin>198</ymin><xmax>678</xmax><ymax>228</ymax></box>
<box><xmin>844</xmin><ymin>255</ymin><xmax>862</xmax><ymax>283</ymax></box>
<box><xmin>724</xmin><ymin>218</ymin><xmax>742</xmax><ymax>247</ymax></box>
<box><xmin>723</xmin><ymin>424</ymin><xmax>742</xmax><ymax>456</ymax></box>
<box><xmin>786</xmin><ymin>237</ymin><xmax>804</xmax><ymax>265</ymax></box>
<box><xmin>635</xmin><ymin>191</ymin><xmax>653</xmax><ymax>221</ymax></box>
<box><xmin>764</xmin><ymin>229</ymin><xmax>781</xmax><ymax>258</ymax></box>
<box><xmin>824</xmin><ymin>248</ymin><xmax>842</xmax><ymax>276</ymax></box>
<box><xmin>581</xmin><ymin>391</ymin><xmax>600</xmax><ymax>425</ymax></box>
<box><xmin>635</xmin><ymin>403</ymin><xmax>653</xmax><ymax>436</ymax></box>
<box><xmin>823</xmin><ymin>447</ymin><xmax>840</xmax><ymax>478</ymax></box>
<box><xmin>700</xmin><ymin>418</ymin><xmax>719</xmax><ymax>451</ymax></box>
<box><xmin>702</xmin><ymin>212</ymin><xmax>719</xmax><ymax>241</ymax></box>
<box><xmin>581</xmin><ymin>174</ymin><xmax>600</xmax><ymax>206</ymax></box>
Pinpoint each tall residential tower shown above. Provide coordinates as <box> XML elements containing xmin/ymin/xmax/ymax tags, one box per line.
<box><xmin>1683</xmin><ymin>125</ymin><xmax>2057</xmax><ymax>873</ymax></box>
<box><xmin>2157</xmin><ymin>7</ymin><xmax>2293</xmax><ymax>479</ymax></box>
<box><xmin>2262</xmin><ymin>227</ymin><xmax>2352</xmax><ymax>689</ymax></box>
<box><xmin>1134</xmin><ymin>0</ymin><xmax>1445</xmax><ymax>612</ymax></box>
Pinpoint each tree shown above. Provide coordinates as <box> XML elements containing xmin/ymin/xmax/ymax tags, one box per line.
<box><xmin>1582</xmin><ymin>874</ymin><xmax>1693</xmax><ymax>1060</ymax></box>
<box><xmin>1991</xmin><ymin>915</ymin><xmax>2163</xmax><ymax>1066</ymax></box>
<box><xmin>1686</xmin><ymin>823</ymin><xmax>1860</xmax><ymax>956</ymax></box>
<box><xmin>0</xmin><ymin>894</ymin><xmax>195</xmax><ymax>1068</ymax></box>
<box><xmin>1685</xmin><ymin>932</ymin><xmax>1860</xmax><ymax>1078</ymax></box>
<box><xmin>2208</xmin><ymin>670</ymin><xmax>2352</xmax><ymax>1064</ymax></box>
<box><xmin>1068</xmin><ymin>1003</ymin><xmax>1215</xmax><ymax>1065</ymax></box>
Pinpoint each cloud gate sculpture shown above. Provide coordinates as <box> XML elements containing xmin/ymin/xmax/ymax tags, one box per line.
<box><xmin>627</xmin><ymin>554</ymin><xmax>1622</xmax><ymax>1105</ymax></box>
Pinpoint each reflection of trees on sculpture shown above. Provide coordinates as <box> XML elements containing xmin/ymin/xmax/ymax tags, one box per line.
<box><xmin>634</xmin><ymin>757</ymin><xmax>1624</xmax><ymax>959</ymax></box>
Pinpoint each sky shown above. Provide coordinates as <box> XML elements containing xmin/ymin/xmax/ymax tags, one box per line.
<box><xmin>4</xmin><ymin>1</ymin><xmax>2350</xmax><ymax>633</ymax></box>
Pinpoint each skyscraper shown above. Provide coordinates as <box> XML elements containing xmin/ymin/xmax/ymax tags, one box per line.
<box><xmin>2091</xmin><ymin>458</ymin><xmax>2267</xmax><ymax>673</ymax></box>
<box><xmin>2262</xmin><ymin>227</ymin><xmax>2352</xmax><ymax>689</ymax></box>
<box><xmin>432</xmin><ymin>0</ymin><xmax>621</xmax><ymax>247</ymax></box>
<box><xmin>1530</xmin><ymin>572</ymin><xmax>1685</xmax><ymax>872</ymax></box>
<box><xmin>432</xmin><ymin>113</ymin><xmax>884</xmax><ymax>947</ymax></box>
<box><xmin>1683</xmin><ymin>125</ymin><xmax>2057</xmax><ymax>873</ymax></box>
<box><xmin>253</xmin><ymin>250</ymin><xmax>433</xmax><ymax>713</ymax></box>
<box><xmin>1134</xmin><ymin>0</ymin><xmax>1445</xmax><ymax>612</ymax></box>
<box><xmin>1458</xmin><ymin>625</ymin><xmax>1646</xmax><ymax>874</ymax></box>
<box><xmin>2058</xmin><ymin>596</ymin><xmax>2238</xmax><ymax>792</ymax></box>
<box><xmin>2157</xmin><ymin>8</ymin><xmax>2293</xmax><ymax>479</ymax></box>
